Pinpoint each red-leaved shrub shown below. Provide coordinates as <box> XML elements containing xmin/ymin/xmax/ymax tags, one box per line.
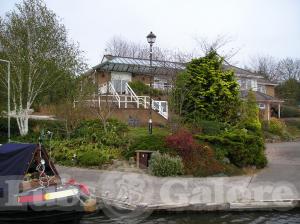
<box><xmin>165</xmin><ymin>129</ymin><xmax>224</xmax><ymax>176</ymax></box>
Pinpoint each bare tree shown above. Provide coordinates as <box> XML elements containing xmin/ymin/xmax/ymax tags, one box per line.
<box><xmin>194</xmin><ymin>34</ymin><xmax>240</xmax><ymax>62</ymax></box>
<box><xmin>277</xmin><ymin>58</ymin><xmax>300</xmax><ymax>81</ymax></box>
<box><xmin>105</xmin><ymin>36</ymin><xmax>192</xmax><ymax>63</ymax></box>
<box><xmin>89</xmin><ymin>81</ymin><xmax>116</xmax><ymax>133</ymax></box>
<box><xmin>249</xmin><ymin>55</ymin><xmax>279</xmax><ymax>81</ymax></box>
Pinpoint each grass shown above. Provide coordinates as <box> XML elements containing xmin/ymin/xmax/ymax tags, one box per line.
<box><xmin>127</xmin><ymin>126</ymin><xmax>171</xmax><ymax>138</ymax></box>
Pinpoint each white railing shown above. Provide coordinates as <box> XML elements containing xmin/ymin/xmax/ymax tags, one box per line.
<box><xmin>109</xmin><ymin>82</ymin><xmax>121</xmax><ymax>108</ymax></box>
<box><xmin>97</xmin><ymin>81</ymin><xmax>168</xmax><ymax>119</ymax></box>
<box><xmin>152</xmin><ymin>100</ymin><xmax>168</xmax><ymax>119</ymax></box>
<box><xmin>147</xmin><ymin>83</ymin><xmax>173</xmax><ymax>91</ymax></box>
<box><xmin>125</xmin><ymin>83</ymin><xmax>140</xmax><ymax>108</ymax></box>
<box><xmin>98</xmin><ymin>82</ymin><xmax>121</xmax><ymax>108</ymax></box>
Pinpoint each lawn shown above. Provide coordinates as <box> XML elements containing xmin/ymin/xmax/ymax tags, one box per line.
<box><xmin>127</xmin><ymin>126</ymin><xmax>171</xmax><ymax>138</ymax></box>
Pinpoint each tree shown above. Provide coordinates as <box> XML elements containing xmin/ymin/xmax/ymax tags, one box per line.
<box><xmin>277</xmin><ymin>58</ymin><xmax>300</xmax><ymax>81</ymax></box>
<box><xmin>0</xmin><ymin>0</ymin><xmax>85</xmax><ymax>135</ymax></box>
<box><xmin>170</xmin><ymin>71</ymin><xmax>191</xmax><ymax>116</ymax></box>
<box><xmin>105</xmin><ymin>36</ymin><xmax>193</xmax><ymax>62</ymax></box>
<box><xmin>194</xmin><ymin>34</ymin><xmax>240</xmax><ymax>63</ymax></box>
<box><xmin>238</xmin><ymin>90</ymin><xmax>261</xmax><ymax>132</ymax></box>
<box><xmin>276</xmin><ymin>78</ymin><xmax>300</xmax><ymax>106</ymax></box>
<box><xmin>88</xmin><ymin>80</ymin><xmax>116</xmax><ymax>133</ymax></box>
<box><xmin>182</xmin><ymin>50</ymin><xmax>241</xmax><ymax>122</ymax></box>
<box><xmin>249</xmin><ymin>55</ymin><xmax>279</xmax><ymax>81</ymax></box>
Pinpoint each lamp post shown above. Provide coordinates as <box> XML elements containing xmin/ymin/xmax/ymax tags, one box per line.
<box><xmin>0</xmin><ymin>59</ymin><xmax>11</xmax><ymax>142</ymax></box>
<box><xmin>146</xmin><ymin>31</ymin><xmax>156</xmax><ymax>135</ymax></box>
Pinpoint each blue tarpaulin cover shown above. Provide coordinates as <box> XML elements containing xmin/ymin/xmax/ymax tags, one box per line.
<box><xmin>0</xmin><ymin>143</ymin><xmax>37</xmax><ymax>177</ymax></box>
<box><xmin>0</xmin><ymin>143</ymin><xmax>37</xmax><ymax>207</ymax></box>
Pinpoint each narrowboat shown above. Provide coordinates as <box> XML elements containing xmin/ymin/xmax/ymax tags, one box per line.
<box><xmin>0</xmin><ymin>143</ymin><xmax>97</xmax><ymax>223</ymax></box>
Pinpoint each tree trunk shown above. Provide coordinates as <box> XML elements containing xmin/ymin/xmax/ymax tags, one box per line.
<box><xmin>16</xmin><ymin>114</ymin><xmax>29</xmax><ymax>136</ymax></box>
<box><xmin>15</xmin><ymin>107</ymin><xmax>29</xmax><ymax>136</ymax></box>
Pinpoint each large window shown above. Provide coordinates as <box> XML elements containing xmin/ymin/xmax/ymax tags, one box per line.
<box><xmin>257</xmin><ymin>84</ymin><xmax>266</xmax><ymax>94</ymax></box>
<box><xmin>237</xmin><ymin>78</ymin><xmax>257</xmax><ymax>91</ymax></box>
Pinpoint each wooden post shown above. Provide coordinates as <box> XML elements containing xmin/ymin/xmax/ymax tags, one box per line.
<box><xmin>278</xmin><ymin>103</ymin><xmax>281</xmax><ymax>119</ymax></box>
<box><xmin>267</xmin><ymin>103</ymin><xmax>270</xmax><ymax>121</ymax></box>
<box><xmin>125</xmin><ymin>96</ymin><xmax>127</xmax><ymax>108</ymax></box>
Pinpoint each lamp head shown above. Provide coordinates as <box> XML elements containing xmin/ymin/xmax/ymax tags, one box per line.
<box><xmin>146</xmin><ymin>31</ymin><xmax>156</xmax><ymax>44</ymax></box>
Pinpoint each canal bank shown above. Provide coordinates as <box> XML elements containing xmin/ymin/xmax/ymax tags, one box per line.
<box><xmin>56</xmin><ymin>141</ymin><xmax>300</xmax><ymax>212</ymax></box>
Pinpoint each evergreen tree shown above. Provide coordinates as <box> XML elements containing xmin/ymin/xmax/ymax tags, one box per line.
<box><xmin>182</xmin><ymin>50</ymin><xmax>240</xmax><ymax>122</ymax></box>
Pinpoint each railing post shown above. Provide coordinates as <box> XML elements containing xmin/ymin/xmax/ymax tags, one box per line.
<box><xmin>125</xmin><ymin>95</ymin><xmax>127</xmax><ymax>108</ymax></box>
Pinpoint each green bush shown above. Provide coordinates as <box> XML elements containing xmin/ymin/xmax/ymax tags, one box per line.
<box><xmin>73</xmin><ymin>119</ymin><xmax>129</xmax><ymax>147</ymax></box>
<box><xmin>197</xmin><ymin>128</ymin><xmax>267</xmax><ymax>168</ymax></box>
<box><xmin>280</xmin><ymin>105</ymin><xmax>300</xmax><ymax>118</ymax></box>
<box><xmin>187</xmin><ymin>119</ymin><xmax>229</xmax><ymax>135</ymax></box>
<box><xmin>78</xmin><ymin>150</ymin><xmax>108</xmax><ymax>167</ymax></box>
<box><xmin>128</xmin><ymin>80</ymin><xmax>164</xmax><ymax>97</ymax></box>
<box><xmin>263</xmin><ymin>118</ymin><xmax>292</xmax><ymax>141</ymax></box>
<box><xmin>123</xmin><ymin>133</ymin><xmax>170</xmax><ymax>159</ymax></box>
<box><xmin>149</xmin><ymin>152</ymin><xmax>184</xmax><ymax>177</ymax></box>
<box><xmin>50</xmin><ymin>139</ymin><xmax>121</xmax><ymax>167</ymax></box>
<box><xmin>267</xmin><ymin>118</ymin><xmax>286</xmax><ymax>135</ymax></box>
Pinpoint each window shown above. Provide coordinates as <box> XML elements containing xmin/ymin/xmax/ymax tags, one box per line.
<box><xmin>257</xmin><ymin>84</ymin><xmax>266</xmax><ymax>94</ymax></box>
<box><xmin>238</xmin><ymin>78</ymin><xmax>257</xmax><ymax>91</ymax></box>
<box><xmin>258</xmin><ymin>103</ymin><xmax>265</xmax><ymax>109</ymax></box>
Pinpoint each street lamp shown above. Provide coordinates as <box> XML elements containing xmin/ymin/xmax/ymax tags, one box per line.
<box><xmin>0</xmin><ymin>59</ymin><xmax>11</xmax><ymax>142</ymax></box>
<box><xmin>146</xmin><ymin>31</ymin><xmax>156</xmax><ymax>135</ymax></box>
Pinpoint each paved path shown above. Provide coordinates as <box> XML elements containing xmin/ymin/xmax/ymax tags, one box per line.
<box><xmin>57</xmin><ymin>141</ymin><xmax>300</xmax><ymax>211</ymax></box>
<box><xmin>248</xmin><ymin>141</ymin><xmax>300</xmax><ymax>200</ymax></box>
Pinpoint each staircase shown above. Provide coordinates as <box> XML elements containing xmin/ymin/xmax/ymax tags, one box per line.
<box><xmin>97</xmin><ymin>81</ymin><xmax>168</xmax><ymax>119</ymax></box>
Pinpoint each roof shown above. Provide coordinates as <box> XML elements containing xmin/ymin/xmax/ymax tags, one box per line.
<box><xmin>87</xmin><ymin>56</ymin><xmax>278</xmax><ymax>86</ymax></box>
<box><xmin>240</xmin><ymin>90</ymin><xmax>284</xmax><ymax>103</ymax></box>
<box><xmin>224</xmin><ymin>64</ymin><xmax>278</xmax><ymax>86</ymax></box>
<box><xmin>92</xmin><ymin>55</ymin><xmax>185</xmax><ymax>75</ymax></box>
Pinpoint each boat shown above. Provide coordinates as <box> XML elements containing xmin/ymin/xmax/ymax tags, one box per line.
<box><xmin>0</xmin><ymin>143</ymin><xmax>97</xmax><ymax>223</ymax></box>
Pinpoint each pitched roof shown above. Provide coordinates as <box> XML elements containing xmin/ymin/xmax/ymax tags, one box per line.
<box><xmin>240</xmin><ymin>90</ymin><xmax>283</xmax><ymax>103</ymax></box>
<box><xmin>92</xmin><ymin>55</ymin><xmax>185</xmax><ymax>75</ymax></box>
<box><xmin>223</xmin><ymin>64</ymin><xmax>278</xmax><ymax>85</ymax></box>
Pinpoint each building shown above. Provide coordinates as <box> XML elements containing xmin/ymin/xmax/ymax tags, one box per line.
<box><xmin>83</xmin><ymin>55</ymin><xmax>282</xmax><ymax>124</ymax></box>
<box><xmin>225</xmin><ymin>65</ymin><xmax>283</xmax><ymax>120</ymax></box>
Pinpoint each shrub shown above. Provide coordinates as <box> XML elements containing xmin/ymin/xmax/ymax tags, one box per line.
<box><xmin>238</xmin><ymin>91</ymin><xmax>262</xmax><ymax>132</ymax></box>
<box><xmin>124</xmin><ymin>133</ymin><xmax>169</xmax><ymax>159</ymax></box>
<box><xmin>73</xmin><ymin>119</ymin><xmax>129</xmax><ymax>147</ymax></box>
<box><xmin>267</xmin><ymin>118</ymin><xmax>286</xmax><ymax>135</ymax></box>
<box><xmin>186</xmin><ymin>118</ymin><xmax>229</xmax><ymax>135</ymax></box>
<box><xmin>281</xmin><ymin>105</ymin><xmax>300</xmax><ymax>118</ymax></box>
<box><xmin>78</xmin><ymin>150</ymin><xmax>110</xmax><ymax>167</ymax></box>
<box><xmin>166</xmin><ymin>129</ymin><xmax>224</xmax><ymax>176</ymax></box>
<box><xmin>50</xmin><ymin>140</ymin><xmax>121</xmax><ymax>167</ymax></box>
<box><xmin>197</xmin><ymin>128</ymin><xmax>267</xmax><ymax>168</ymax></box>
<box><xmin>263</xmin><ymin>118</ymin><xmax>292</xmax><ymax>141</ymax></box>
<box><xmin>128</xmin><ymin>80</ymin><xmax>164</xmax><ymax>97</ymax></box>
<box><xmin>165</xmin><ymin>129</ymin><xmax>197</xmax><ymax>155</ymax></box>
<box><xmin>149</xmin><ymin>152</ymin><xmax>184</xmax><ymax>177</ymax></box>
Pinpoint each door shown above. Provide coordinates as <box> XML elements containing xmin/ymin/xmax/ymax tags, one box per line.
<box><xmin>111</xmin><ymin>72</ymin><xmax>132</xmax><ymax>94</ymax></box>
<box><xmin>139</xmin><ymin>152</ymin><xmax>149</xmax><ymax>169</ymax></box>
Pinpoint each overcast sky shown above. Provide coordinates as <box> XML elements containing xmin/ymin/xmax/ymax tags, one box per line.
<box><xmin>1</xmin><ymin>0</ymin><xmax>300</xmax><ymax>67</ymax></box>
